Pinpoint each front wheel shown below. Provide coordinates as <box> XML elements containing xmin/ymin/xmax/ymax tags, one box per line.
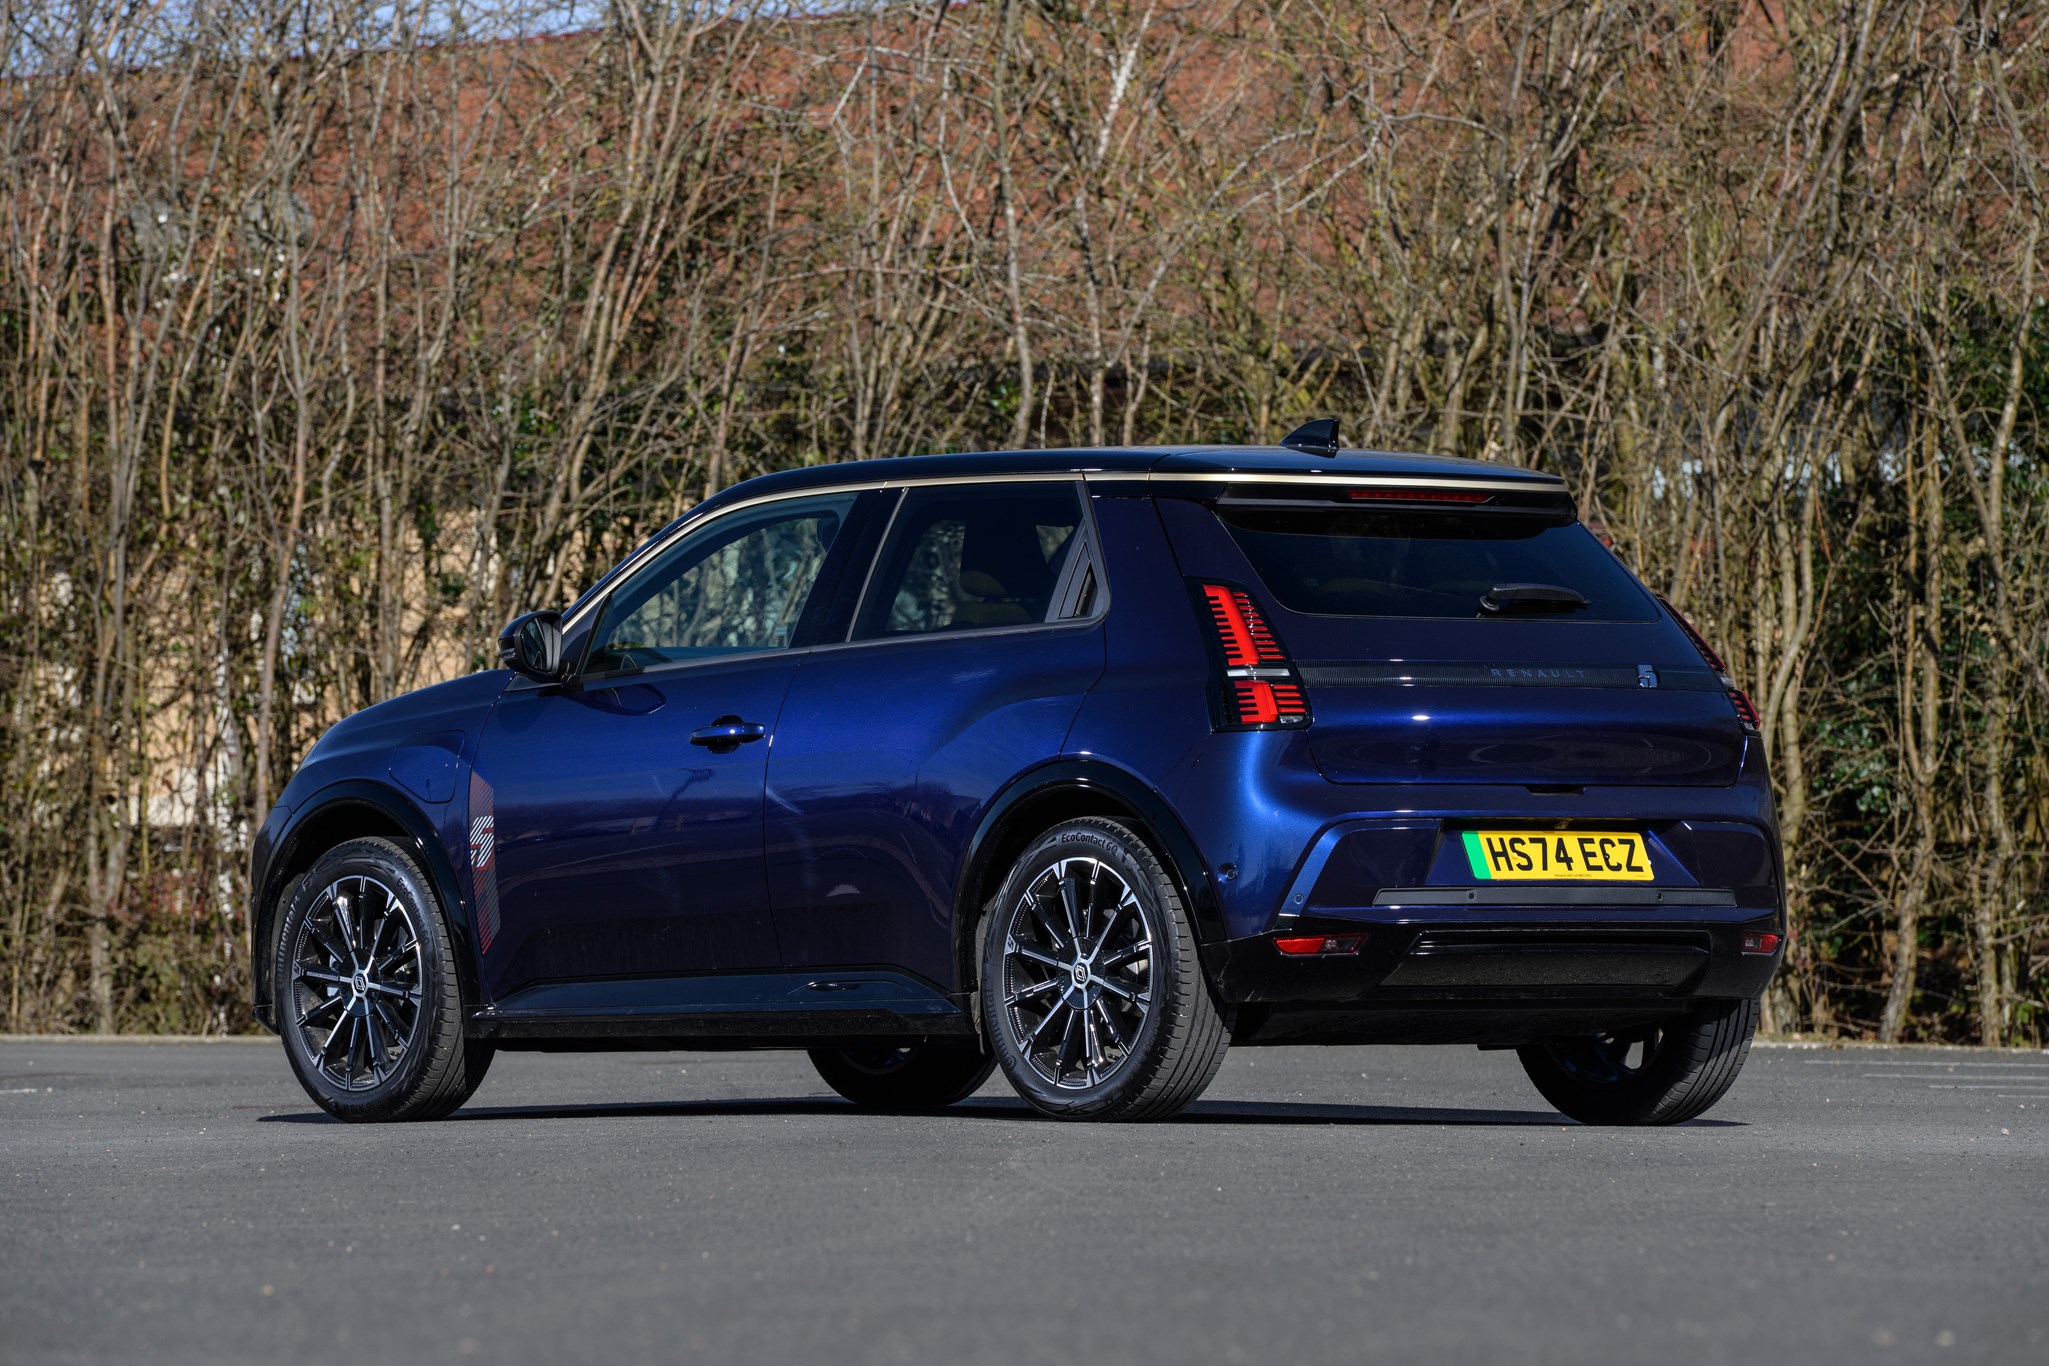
<box><xmin>1517</xmin><ymin>997</ymin><xmax>1759</xmax><ymax>1126</ymax></box>
<box><xmin>274</xmin><ymin>837</ymin><xmax>493</xmax><ymax>1122</ymax></box>
<box><xmin>980</xmin><ymin>817</ymin><xmax>1230</xmax><ymax>1121</ymax></box>
<box><xmin>807</xmin><ymin>1043</ymin><xmax>995</xmax><ymax>1110</ymax></box>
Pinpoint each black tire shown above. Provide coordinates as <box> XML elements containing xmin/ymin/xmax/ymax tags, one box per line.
<box><xmin>979</xmin><ymin>817</ymin><xmax>1229</xmax><ymax>1121</ymax></box>
<box><xmin>273</xmin><ymin>836</ymin><xmax>493</xmax><ymax>1122</ymax></box>
<box><xmin>1517</xmin><ymin>997</ymin><xmax>1759</xmax><ymax>1126</ymax></box>
<box><xmin>807</xmin><ymin>1043</ymin><xmax>996</xmax><ymax>1110</ymax></box>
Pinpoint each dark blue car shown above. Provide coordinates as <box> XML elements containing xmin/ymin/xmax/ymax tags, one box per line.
<box><xmin>251</xmin><ymin>436</ymin><xmax>1783</xmax><ymax>1124</ymax></box>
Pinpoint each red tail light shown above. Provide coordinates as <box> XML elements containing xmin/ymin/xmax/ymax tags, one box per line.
<box><xmin>1741</xmin><ymin>932</ymin><xmax>1782</xmax><ymax>955</ymax></box>
<box><xmin>1196</xmin><ymin>582</ymin><xmax>1311</xmax><ymax>730</ymax></box>
<box><xmin>1658</xmin><ymin>597</ymin><xmax>1760</xmax><ymax>737</ymax></box>
<box><xmin>1275</xmin><ymin>934</ymin><xmax>1363</xmax><ymax>957</ymax></box>
<box><xmin>1727</xmin><ymin>688</ymin><xmax>1761</xmax><ymax>733</ymax></box>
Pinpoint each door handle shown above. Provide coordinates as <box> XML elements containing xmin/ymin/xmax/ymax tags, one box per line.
<box><xmin>690</xmin><ymin>716</ymin><xmax>767</xmax><ymax>752</ymax></box>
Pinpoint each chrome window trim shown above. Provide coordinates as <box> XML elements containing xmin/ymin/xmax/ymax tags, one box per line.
<box><xmin>580</xmin><ymin>643</ymin><xmax>818</xmax><ymax>687</ymax></box>
<box><xmin>503</xmin><ymin>641</ymin><xmax>816</xmax><ymax>693</ymax></box>
<box><xmin>804</xmin><ymin>612</ymin><xmax>1106</xmax><ymax>659</ymax></box>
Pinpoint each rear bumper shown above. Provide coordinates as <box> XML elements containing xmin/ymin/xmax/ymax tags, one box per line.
<box><xmin>1146</xmin><ymin>723</ymin><xmax>1784</xmax><ymax>940</ymax></box>
<box><xmin>1207</xmin><ymin>909</ymin><xmax>1782</xmax><ymax>1046</ymax></box>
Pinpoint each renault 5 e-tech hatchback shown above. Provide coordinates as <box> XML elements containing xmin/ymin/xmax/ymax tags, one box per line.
<box><xmin>251</xmin><ymin>430</ymin><xmax>1783</xmax><ymax>1125</ymax></box>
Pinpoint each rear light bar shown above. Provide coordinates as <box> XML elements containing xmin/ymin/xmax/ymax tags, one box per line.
<box><xmin>1194</xmin><ymin>582</ymin><xmax>1311</xmax><ymax>730</ymax></box>
<box><xmin>1345</xmin><ymin>488</ymin><xmax>1493</xmax><ymax>505</ymax></box>
<box><xmin>1275</xmin><ymin>934</ymin><xmax>1363</xmax><ymax>957</ymax></box>
<box><xmin>1658</xmin><ymin>596</ymin><xmax>1761</xmax><ymax>737</ymax></box>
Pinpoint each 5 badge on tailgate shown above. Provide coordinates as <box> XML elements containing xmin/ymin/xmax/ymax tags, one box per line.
<box><xmin>1461</xmin><ymin>829</ymin><xmax>1653</xmax><ymax>882</ymax></box>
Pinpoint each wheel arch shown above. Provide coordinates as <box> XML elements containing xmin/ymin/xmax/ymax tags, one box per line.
<box><xmin>950</xmin><ymin>759</ymin><xmax>1224</xmax><ymax>1002</ymax></box>
<box><xmin>253</xmin><ymin>780</ymin><xmax>478</xmax><ymax>1031</ymax></box>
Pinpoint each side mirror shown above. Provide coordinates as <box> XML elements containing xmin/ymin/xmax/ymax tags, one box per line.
<box><xmin>498</xmin><ymin>610</ymin><xmax>565</xmax><ymax>683</ymax></box>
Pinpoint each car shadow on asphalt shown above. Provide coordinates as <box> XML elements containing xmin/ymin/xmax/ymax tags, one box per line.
<box><xmin>256</xmin><ymin>1096</ymin><xmax>1740</xmax><ymax>1127</ymax></box>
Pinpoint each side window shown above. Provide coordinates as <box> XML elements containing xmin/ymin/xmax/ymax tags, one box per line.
<box><xmin>586</xmin><ymin>493</ymin><xmax>857</xmax><ymax>675</ymax></box>
<box><xmin>856</xmin><ymin>483</ymin><xmax>1084</xmax><ymax>639</ymax></box>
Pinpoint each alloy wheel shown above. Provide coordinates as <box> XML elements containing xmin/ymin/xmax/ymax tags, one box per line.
<box><xmin>998</xmin><ymin>856</ymin><xmax>1154</xmax><ymax>1090</ymax></box>
<box><xmin>288</xmin><ymin>875</ymin><xmax>426</xmax><ymax>1092</ymax></box>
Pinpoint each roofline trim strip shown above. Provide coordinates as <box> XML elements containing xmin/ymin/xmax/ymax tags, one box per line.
<box><xmin>1139</xmin><ymin>471</ymin><xmax>1567</xmax><ymax>492</ymax></box>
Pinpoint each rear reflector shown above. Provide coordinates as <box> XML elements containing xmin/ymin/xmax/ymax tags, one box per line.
<box><xmin>1741</xmin><ymin>932</ymin><xmax>1782</xmax><ymax>956</ymax></box>
<box><xmin>1345</xmin><ymin>487</ymin><xmax>1493</xmax><ymax>504</ymax></box>
<box><xmin>1195</xmin><ymin>582</ymin><xmax>1311</xmax><ymax>730</ymax></box>
<box><xmin>1275</xmin><ymin>934</ymin><xmax>1364</xmax><ymax>957</ymax></box>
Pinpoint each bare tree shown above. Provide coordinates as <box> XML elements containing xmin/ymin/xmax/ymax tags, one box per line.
<box><xmin>1</xmin><ymin>0</ymin><xmax>2045</xmax><ymax>1040</ymax></box>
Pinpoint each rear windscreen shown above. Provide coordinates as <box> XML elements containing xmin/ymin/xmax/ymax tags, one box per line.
<box><xmin>1218</xmin><ymin>509</ymin><xmax>1657</xmax><ymax>620</ymax></box>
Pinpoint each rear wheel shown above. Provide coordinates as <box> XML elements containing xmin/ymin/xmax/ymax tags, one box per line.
<box><xmin>274</xmin><ymin>837</ymin><xmax>493</xmax><ymax>1122</ymax></box>
<box><xmin>807</xmin><ymin>1044</ymin><xmax>994</xmax><ymax>1110</ymax></box>
<box><xmin>980</xmin><ymin>817</ymin><xmax>1229</xmax><ymax>1121</ymax></box>
<box><xmin>1517</xmin><ymin>997</ymin><xmax>1759</xmax><ymax>1125</ymax></box>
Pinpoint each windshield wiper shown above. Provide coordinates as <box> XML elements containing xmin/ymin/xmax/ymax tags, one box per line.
<box><xmin>1478</xmin><ymin>583</ymin><xmax>1590</xmax><ymax>615</ymax></box>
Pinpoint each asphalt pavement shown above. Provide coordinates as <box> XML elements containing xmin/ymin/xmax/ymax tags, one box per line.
<box><xmin>2</xmin><ymin>1036</ymin><xmax>2044</xmax><ymax>1365</ymax></box>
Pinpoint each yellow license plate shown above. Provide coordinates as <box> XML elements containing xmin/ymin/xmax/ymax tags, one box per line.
<box><xmin>1461</xmin><ymin>830</ymin><xmax>1652</xmax><ymax>882</ymax></box>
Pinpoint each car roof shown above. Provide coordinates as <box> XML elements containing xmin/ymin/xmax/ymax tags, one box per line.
<box><xmin>694</xmin><ymin>444</ymin><xmax>1563</xmax><ymax>515</ymax></box>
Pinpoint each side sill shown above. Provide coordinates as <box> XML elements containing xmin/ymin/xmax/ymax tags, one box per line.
<box><xmin>466</xmin><ymin>969</ymin><xmax>974</xmax><ymax>1045</ymax></box>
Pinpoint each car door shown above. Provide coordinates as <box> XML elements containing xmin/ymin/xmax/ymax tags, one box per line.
<box><xmin>764</xmin><ymin>480</ymin><xmax>1107</xmax><ymax>990</ymax></box>
<box><xmin>472</xmin><ymin>491</ymin><xmax>865</xmax><ymax>1005</ymax></box>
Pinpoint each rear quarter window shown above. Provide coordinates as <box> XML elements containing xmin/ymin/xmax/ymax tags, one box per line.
<box><xmin>1218</xmin><ymin>508</ymin><xmax>1657</xmax><ymax>621</ymax></box>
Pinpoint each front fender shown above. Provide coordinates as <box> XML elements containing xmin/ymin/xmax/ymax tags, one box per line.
<box><xmin>251</xmin><ymin>779</ymin><xmax>480</xmax><ymax>1032</ymax></box>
